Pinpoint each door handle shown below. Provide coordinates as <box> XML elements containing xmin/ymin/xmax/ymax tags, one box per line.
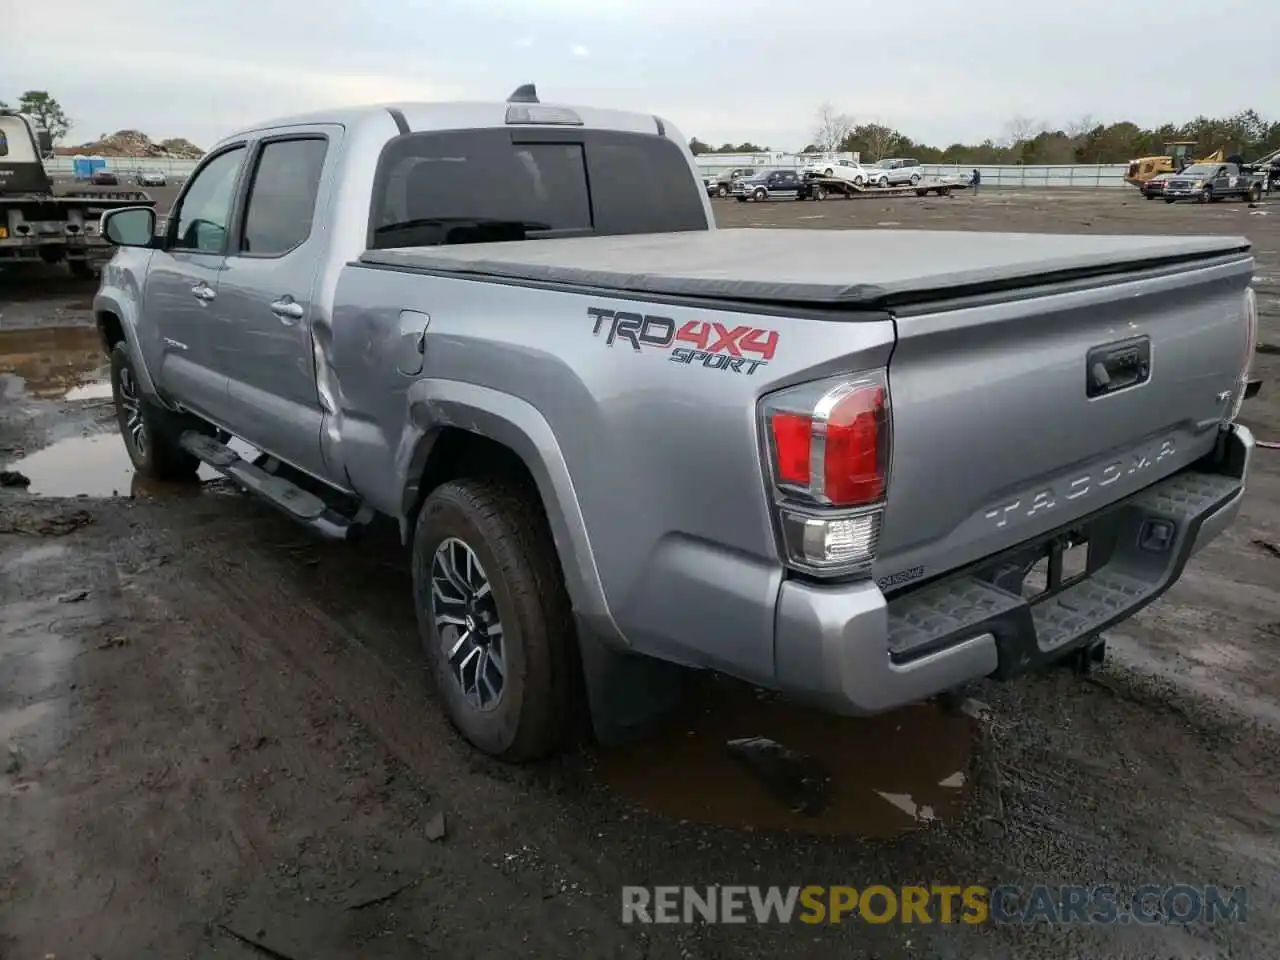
<box><xmin>270</xmin><ymin>297</ymin><xmax>305</xmax><ymax>323</ymax></box>
<box><xmin>191</xmin><ymin>282</ymin><xmax>216</xmax><ymax>302</ymax></box>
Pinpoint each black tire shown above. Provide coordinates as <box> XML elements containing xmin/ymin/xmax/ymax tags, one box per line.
<box><xmin>1247</xmin><ymin>183</ymin><xmax>1262</xmax><ymax>203</ymax></box>
<box><xmin>1200</xmin><ymin>187</ymin><xmax>1213</xmax><ymax>203</ymax></box>
<box><xmin>753</xmin><ymin>188</ymin><xmax>768</xmax><ymax>202</ymax></box>
<box><xmin>814</xmin><ymin>186</ymin><xmax>827</xmax><ymax>201</ymax></box>
<box><xmin>823</xmin><ymin>167</ymin><xmax>833</xmax><ymax>177</ymax></box>
<box><xmin>877</xmin><ymin>176</ymin><xmax>889</xmax><ymax>188</ymax></box>
<box><xmin>1165</xmin><ymin>198</ymin><xmax>1176</xmax><ymax>204</ymax></box>
<box><xmin>717</xmin><ymin>185</ymin><xmax>728</xmax><ymax>198</ymax></box>
<box><xmin>910</xmin><ymin>173</ymin><xmax>921</xmax><ymax>185</ymax></box>
<box><xmin>411</xmin><ymin>478</ymin><xmax>575</xmax><ymax>761</ymax></box>
<box><xmin>110</xmin><ymin>343</ymin><xmax>201</xmax><ymax>481</ymax></box>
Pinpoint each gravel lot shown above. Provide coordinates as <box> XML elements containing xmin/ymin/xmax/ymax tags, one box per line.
<box><xmin>2</xmin><ymin>187</ymin><xmax>1279</xmax><ymax>958</ymax></box>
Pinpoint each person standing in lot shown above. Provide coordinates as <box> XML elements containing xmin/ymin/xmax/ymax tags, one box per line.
<box><xmin>971</xmin><ymin>168</ymin><xmax>981</xmax><ymax>195</ymax></box>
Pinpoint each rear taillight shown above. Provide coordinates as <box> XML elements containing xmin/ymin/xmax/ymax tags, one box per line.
<box><xmin>1229</xmin><ymin>287</ymin><xmax>1258</xmax><ymax>422</ymax></box>
<box><xmin>760</xmin><ymin>371</ymin><xmax>890</xmax><ymax>577</ymax></box>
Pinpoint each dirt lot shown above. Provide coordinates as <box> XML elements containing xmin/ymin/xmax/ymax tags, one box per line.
<box><xmin>2</xmin><ymin>188</ymin><xmax>1279</xmax><ymax>959</ymax></box>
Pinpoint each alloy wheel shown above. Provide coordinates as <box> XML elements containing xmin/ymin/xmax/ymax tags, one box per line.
<box><xmin>430</xmin><ymin>537</ymin><xmax>507</xmax><ymax>711</ymax></box>
<box><xmin>118</xmin><ymin>365</ymin><xmax>147</xmax><ymax>460</ymax></box>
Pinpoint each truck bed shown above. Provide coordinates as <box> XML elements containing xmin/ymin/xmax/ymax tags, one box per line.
<box><xmin>360</xmin><ymin>228</ymin><xmax>1250</xmax><ymax>308</ymax></box>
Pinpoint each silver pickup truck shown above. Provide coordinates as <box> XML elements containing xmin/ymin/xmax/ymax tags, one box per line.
<box><xmin>92</xmin><ymin>86</ymin><xmax>1258</xmax><ymax>761</ymax></box>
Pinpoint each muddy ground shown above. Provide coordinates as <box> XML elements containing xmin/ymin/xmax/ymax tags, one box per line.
<box><xmin>2</xmin><ymin>189</ymin><xmax>1279</xmax><ymax>959</ymax></box>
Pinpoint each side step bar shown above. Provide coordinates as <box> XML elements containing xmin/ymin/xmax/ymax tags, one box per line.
<box><xmin>179</xmin><ymin>432</ymin><xmax>370</xmax><ymax>541</ymax></box>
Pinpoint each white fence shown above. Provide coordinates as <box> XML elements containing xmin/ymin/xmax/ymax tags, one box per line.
<box><xmin>45</xmin><ymin>154</ymin><xmax>1132</xmax><ymax>189</ymax></box>
<box><xmin>45</xmin><ymin>156</ymin><xmax>201</xmax><ymax>178</ymax></box>
<box><xmin>926</xmin><ymin>163</ymin><xmax>1129</xmax><ymax>189</ymax></box>
<box><xmin>697</xmin><ymin>157</ymin><xmax>1131</xmax><ymax>189</ymax></box>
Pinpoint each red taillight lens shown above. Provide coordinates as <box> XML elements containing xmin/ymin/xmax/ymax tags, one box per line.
<box><xmin>822</xmin><ymin>385</ymin><xmax>885</xmax><ymax>505</ymax></box>
<box><xmin>770</xmin><ymin>412</ymin><xmax>812</xmax><ymax>486</ymax></box>
<box><xmin>763</xmin><ymin>374</ymin><xmax>890</xmax><ymax>508</ymax></box>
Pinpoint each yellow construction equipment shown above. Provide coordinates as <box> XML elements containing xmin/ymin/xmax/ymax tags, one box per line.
<box><xmin>1125</xmin><ymin>142</ymin><xmax>1224</xmax><ymax>187</ymax></box>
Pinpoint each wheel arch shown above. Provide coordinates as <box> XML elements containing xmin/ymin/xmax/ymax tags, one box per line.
<box><xmin>395</xmin><ymin>381</ymin><xmax>621</xmax><ymax>644</ymax></box>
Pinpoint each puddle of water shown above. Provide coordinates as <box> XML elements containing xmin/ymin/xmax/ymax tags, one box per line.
<box><xmin>5</xmin><ymin>433</ymin><xmax>220</xmax><ymax>498</ymax></box>
<box><xmin>0</xmin><ymin>700</ymin><xmax>57</xmax><ymax>743</ymax></box>
<box><xmin>593</xmin><ymin>677</ymin><xmax>975</xmax><ymax>837</ymax></box>
<box><xmin>62</xmin><ymin>381</ymin><xmax>113</xmax><ymax>402</ymax></box>
<box><xmin>0</xmin><ymin>326</ymin><xmax>106</xmax><ymax>400</ymax></box>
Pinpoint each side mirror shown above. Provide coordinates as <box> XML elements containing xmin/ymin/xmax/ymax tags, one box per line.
<box><xmin>101</xmin><ymin>207</ymin><xmax>157</xmax><ymax>248</ymax></box>
<box><xmin>37</xmin><ymin>130</ymin><xmax>53</xmax><ymax>156</ymax></box>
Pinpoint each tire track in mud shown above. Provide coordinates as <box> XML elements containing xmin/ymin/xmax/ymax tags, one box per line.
<box><xmin>132</xmin><ymin>503</ymin><xmax>653</xmax><ymax>957</ymax></box>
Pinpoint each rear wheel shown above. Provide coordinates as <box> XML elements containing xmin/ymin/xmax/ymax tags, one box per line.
<box><xmin>823</xmin><ymin>167</ymin><xmax>833</xmax><ymax>177</ymax></box>
<box><xmin>110</xmin><ymin>343</ymin><xmax>201</xmax><ymax>481</ymax></box>
<box><xmin>411</xmin><ymin>478</ymin><xmax>576</xmax><ymax>761</ymax></box>
<box><xmin>717</xmin><ymin>184</ymin><xmax>728</xmax><ymax>198</ymax></box>
<box><xmin>1247</xmin><ymin>183</ymin><xmax>1262</xmax><ymax>202</ymax></box>
<box><xmin>910</xmin><ymin>173</ymin><xmax>921</xmax><ymax>185</ymax></box>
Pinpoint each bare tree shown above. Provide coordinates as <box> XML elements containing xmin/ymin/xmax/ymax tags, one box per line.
<box><xmin>857</xmin><ymin>122</ymin><xmax>901</xmax><ymax>161</ymax></box>
<box><xmin>1065</xmin><ymin>114</ymin><xmax>1096</xmax><ymax>140</ymax></box>
<box><xmin>1002</xmin><ymin>115</ymin><xmax>1040</xmax><ymax>149</ymax></box>
<box><xmin>812</xmin><ymin>102</ymin><xmax>854</xmax><ymax>152</ymax></box>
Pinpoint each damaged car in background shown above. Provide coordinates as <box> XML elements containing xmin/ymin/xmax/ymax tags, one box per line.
<box><xmin>90</xmin><ymin>85</ymin><xmax>1257</xmax><ymax>762</ymax></box>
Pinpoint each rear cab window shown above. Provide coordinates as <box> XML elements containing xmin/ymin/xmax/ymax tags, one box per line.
<box><xmin>238</xmin><ymin>137</ymin><xmax>328</xmax><ymax>256</ymax></box>
<box><xmin>369</xmin><ymin>128</ymin><xmax>708</xmax><ymax>249</ymax></box>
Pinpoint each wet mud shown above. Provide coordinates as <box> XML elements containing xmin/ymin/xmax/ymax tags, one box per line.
<box><xmin>594</xmin><ymin>681</ymin><xmax>974</xmax><ymax>837</ymax></box>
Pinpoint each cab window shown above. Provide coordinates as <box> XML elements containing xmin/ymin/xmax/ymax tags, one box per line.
<box><xmin>171</xmin><ymin>146</ymin><xmax>246</xmax><ymax>253</ymax></box>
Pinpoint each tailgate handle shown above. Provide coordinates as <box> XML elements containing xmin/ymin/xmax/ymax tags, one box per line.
<box><xmin>1086</xmin><ymin>336</ymin><xmax>1151</xmax><ymax>399</ymax></box>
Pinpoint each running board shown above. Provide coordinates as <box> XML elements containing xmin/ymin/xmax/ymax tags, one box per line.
<box><xmin>179</xmin><ymin>432</ymin><xmax>370</xmax><ymax>541</ymax></box>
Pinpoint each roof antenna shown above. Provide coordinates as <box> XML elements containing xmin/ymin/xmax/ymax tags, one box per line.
<box><xmin>508</xmin><ymin>83</ymin><xmax>539</xmax><ymax>104</ymax></box>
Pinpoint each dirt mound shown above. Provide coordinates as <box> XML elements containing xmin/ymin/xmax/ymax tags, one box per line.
<box><xmin>55</xmin><ymin>130</ymin><xmax>203</xmax><ymax>159</ymax></box>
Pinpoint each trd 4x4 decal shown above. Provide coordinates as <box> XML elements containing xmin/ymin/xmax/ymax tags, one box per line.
<box><xmin>587</xmin><ymin>306</ymin><xmax>778</xmax><ymax>376</ymax></box>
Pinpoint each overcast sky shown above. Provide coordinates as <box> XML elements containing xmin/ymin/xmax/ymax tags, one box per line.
<box><xmin>3</xmin><ymin>0</ymin><xmax>1276</xmax><ymax>151</ymax></box>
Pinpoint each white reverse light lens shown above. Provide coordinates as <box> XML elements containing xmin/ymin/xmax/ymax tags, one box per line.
<box><xmin>779</xmin><ymin>510</ymin><xmax>882</xmax><ymax>574</ymax></box>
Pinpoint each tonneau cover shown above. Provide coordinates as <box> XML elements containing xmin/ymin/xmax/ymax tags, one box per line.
<box><xmin>358</xmin><ymin>228</ymin><xmax>1250</xmax><ymax>306</ymax></box>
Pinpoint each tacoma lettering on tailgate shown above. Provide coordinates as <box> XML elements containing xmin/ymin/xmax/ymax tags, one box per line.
<box><xmin>984</xmin><ymin>437</ymin><xmax>1177</xmax><ymax>529</ymax></box>
<box><xmin>587</xmin><ymin>306</ymin><xmax>778</xmax><ymax>376</ymax></box>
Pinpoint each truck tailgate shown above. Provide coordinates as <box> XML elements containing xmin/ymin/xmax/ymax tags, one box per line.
<box><xmin>875</xmin><ymin>254</ymin><xmax>1254</xmax><ymax>585</ymax></box>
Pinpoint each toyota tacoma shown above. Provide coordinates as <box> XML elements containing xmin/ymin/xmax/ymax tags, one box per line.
<box><xmin>91</xmin><ymin>85</ymin><xmax>1258</xmax><ymax>761</ymax></box>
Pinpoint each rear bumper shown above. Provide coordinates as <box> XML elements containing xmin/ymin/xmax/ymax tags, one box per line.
<box><xmin>774</xmin><ymin>423</ymin><xmax>1253</xmax><ymax>715</ymax></box>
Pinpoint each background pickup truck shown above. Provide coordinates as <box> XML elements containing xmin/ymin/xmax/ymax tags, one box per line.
<box><xmin>1162</xmin><ymin>162</ymin><xmax>1265</xmax><ymax>203</ymax></box>
<box><xmin>93</xmin><ymin>86</ymin><xmax>1258</xmax><ymax>762</ymax></box>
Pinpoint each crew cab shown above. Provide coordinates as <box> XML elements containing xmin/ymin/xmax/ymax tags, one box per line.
<box><xmin>732</xmin><ymin>167</ymin><xmax>803</xmax><ymax>200</ymax></box>
<box><xmin>93</xmin><ymin>87</ymin><xmax>1257</xmax><ymax>762</ymax></box>
<box><xmin>1163</xmin><ymin>163</ymin><xmax>1264</xmax><ymax>203</ymax></box>
<box><xmin>707</xmin><ymin>166</ymin><xmax>757</xmax><ymax>198</ymax></box>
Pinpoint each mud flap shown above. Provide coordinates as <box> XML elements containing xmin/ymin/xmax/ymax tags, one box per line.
<box><xmin>575</xmin><ymin>618</ymin><xmax>689</xmax><ymax>746</ymax></box>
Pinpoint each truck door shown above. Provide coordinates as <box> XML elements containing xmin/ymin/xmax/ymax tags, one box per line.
<box><xmin>210</xmin><ymin>128</ymin><xmax>337</xmax><ymax>480</ymax></box>
<box><xmin>142</xmin><ymin>143</ymin><xmax>247</xmax><ymax>419</ymax></box>
<box><xmin>1214</xmin><ymin>166</ymin><xmax>1233</xmax><ymax>194</ymax></box>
